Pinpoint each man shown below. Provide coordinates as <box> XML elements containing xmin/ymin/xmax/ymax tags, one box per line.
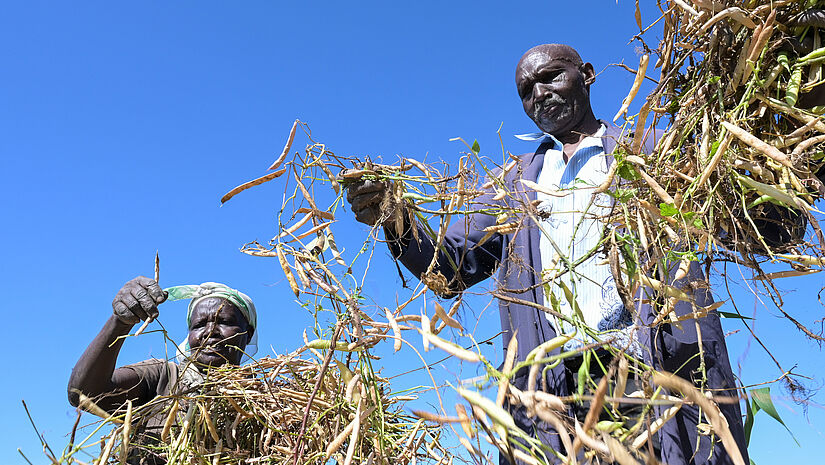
<box><xmin>346</xmin><ymin>44</ymin><xmax>747</xmax><ymax>464</ymax></box>
<box><xmin>68</xmin><ymin>277</ymin><xmax>257</xmax><ymax>463</ymax></box>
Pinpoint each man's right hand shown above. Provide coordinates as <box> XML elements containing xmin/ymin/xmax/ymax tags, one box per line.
<box><xmin>112</xmin><ymin>276</ymin><xmax>166</xmax><ymax>325</ymax></box>
<box><xmin>345</xmin><ymin>175</ymin><xmax>393</xmax><ymax>227</ymax></box>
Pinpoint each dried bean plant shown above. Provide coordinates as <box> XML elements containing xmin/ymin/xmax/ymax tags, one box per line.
<box><xmin>30</xmin><ymin>1</ymin><xmax>825</xmax><ymax>465</ymax></box>
<box><xmin>38</xmin><ymin>353</ymin><xmax>451</xmax><ymax>465</ymax></box>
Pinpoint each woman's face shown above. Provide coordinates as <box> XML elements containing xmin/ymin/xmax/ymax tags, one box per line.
<box><xmin>187</xmin><ymin>297</ymin><xmax>253</xmax><ymax>368</ymax></box>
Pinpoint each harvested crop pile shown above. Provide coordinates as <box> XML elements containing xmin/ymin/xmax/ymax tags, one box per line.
<box><xmin>592</xmin><ymin>0</ymin><xmax>825</xmax><ymax>348</ymax></box>
<box><xmin>56</xmin><ymin>354</ymin><xmax>450</xmax><ymax>465</ymax></box>
<box><xmin>609</xmin><ymin>0</ymin><xmax>825</xmax><ymax>278</ymax></box>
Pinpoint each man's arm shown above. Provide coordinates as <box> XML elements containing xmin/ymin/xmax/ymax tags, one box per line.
<box><xmin>67</xmin><ymin>276</ymin><xmax>165</xmax><ymax>413</ymax></box>
<box><xmin>346</xmin><ymin>175</ymin><xmax>505</xmax><ymax>296</ymax></box>
<box><xmin>386</xmin><ymin>208</ymin><xmax>504</xmax><ymax>296</ymax></box>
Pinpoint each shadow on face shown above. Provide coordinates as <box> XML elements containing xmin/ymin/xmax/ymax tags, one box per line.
<box><xmin>186</xmin><ymin>297</ymin><xmax>254</xmax><ymax>369</ymax></box>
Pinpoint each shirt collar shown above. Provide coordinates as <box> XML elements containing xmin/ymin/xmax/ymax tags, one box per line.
<box><xmin>515</xmin><ymin>124</ymin><xmax>607</xmax><ymax>149</ymax></box>
<box><xmin>515</xmin><ymin>132</ymin><xmax>551</xmax><ymax>141</ymax></box>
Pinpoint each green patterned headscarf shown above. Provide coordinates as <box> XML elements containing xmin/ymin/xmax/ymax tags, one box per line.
<box><xmin>165</xmin><ymin>282</ymin><xmax>258</xmax><ymax>363</ymax></box>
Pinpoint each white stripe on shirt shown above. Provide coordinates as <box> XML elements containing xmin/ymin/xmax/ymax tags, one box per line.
<box><xmin>535</xmin><ymin>126</ymin><xmax>640</xmax><ymax>356</ymax></box>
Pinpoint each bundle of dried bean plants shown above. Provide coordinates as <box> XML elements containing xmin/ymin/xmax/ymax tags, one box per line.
<box><xmin>602</xmin><ymin>0</ymin><xmax>825</xmax><ymax>394</ymax></box>
<box><xmin>45</xmin><ymin>354</ymin><xmax>450</xmax><ymax>465</ymax></box>
<box><xmin>37</xmin><ymin>2</ymin><xmax>825</xmax><ymax>465</ymax></box>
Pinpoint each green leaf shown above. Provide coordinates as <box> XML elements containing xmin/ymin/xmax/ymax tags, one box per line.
<box><xmin>666</xmin><ymin>249</ymin><xmax>698</xmax><ymax>263</ymax></box>
<box><xmin>606</xmin><ymin>187</ymin><xmax>637</xmax><ymax>203</ymax></box>
<box><xmin>751</xmin><ymin>387</ymin><xmax>800</xmax><ymax>446</ymax></box>
<box><xmin>619</xmin><ymin>240</ymin><xmax>638</xmax><ymax>278</ymax></box>
<box><xmin>717</xmin><ymin>311</ymin><xmax>753</xmax><ymax>320</ymax></box>
<box><xmin>681</xmin><ymin>211</ymin><xmax>704</xmax><ymax>228</ymax></box>
<box><xmin>548</xmin><ymin>289</ymin><xmax>563</xmax><ymax>313</ymax></box>
<box><xmin>471</xmin><ymin>140</ymin><xmax>480</xmax><ymax>155</ymax></box>
<box><xmin>659</xmin><ymin>202</ymin><xmax>679</xmax><ymax>217</ymax></box>
<box><xmin>735</xmin><ymin>174</ymin><xmax>801</xmax><ymax>210</ymax></box>
<box><xmin>557</xmin><ymin>280</ymin><xmax>584</xmax><ymax>321</ymax></box>
<box><xmin>617</xmin><ymin>162</ymin><xmax>640</xmax><ymax>181</ymax></box>
<box><xmin>743</xmin><ymin>393</ymin><xmax>757</xmax><ymax>445</ymax></box>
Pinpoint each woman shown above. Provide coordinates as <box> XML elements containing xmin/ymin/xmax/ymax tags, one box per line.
<box><xmin>67</xmin><ymin>277</ymin><xmax>257</xmax><ymax>462</ymax></box>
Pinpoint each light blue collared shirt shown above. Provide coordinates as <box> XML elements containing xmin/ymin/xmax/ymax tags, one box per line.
<box><xmin>532</xmin><ymin>126</ymin><xmax>640</xmax><ymax>356</ymax></box>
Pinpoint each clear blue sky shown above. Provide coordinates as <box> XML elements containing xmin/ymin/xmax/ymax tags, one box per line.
<box><xmin>2</xmin><ymin>1</ymin><xmax>823</xmax><ymax>463</ymax></box>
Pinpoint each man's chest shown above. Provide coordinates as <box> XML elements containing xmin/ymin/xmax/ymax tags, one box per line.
<box><xmin>535</xmin><ymin>147</ymin><xmax>613</xmax><ymax>225</ymax></box>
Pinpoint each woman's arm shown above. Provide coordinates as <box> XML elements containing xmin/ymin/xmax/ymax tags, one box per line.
<box><xmin>67</xmin><ymin>276</ymin><xmax>165</xmax><ymax>412</ymax></box>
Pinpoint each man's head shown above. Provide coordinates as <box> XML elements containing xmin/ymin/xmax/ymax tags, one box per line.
<box><xmin>187</xmin><ymin>296</ymin><xmax>255</xmax><ymax>368</ymax></box>
<box><xmin>516</xmin><ymin>44</ymin><xmax>597</xmax><ymax>140</ymax></box>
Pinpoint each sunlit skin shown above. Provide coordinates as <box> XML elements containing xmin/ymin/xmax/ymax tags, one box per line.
<box><xmin>68</xmin><ymin>277</ymin><xmax>255</xmax><ymax>413</ymax></box>
<box><xmin>187</xmin><ymin>297</ymin><xmax>254</xmax><ymax>368</ymax></box>
<box><xmin>515</xmin><ymin>44</ymin><xmax>601</xmax><ymax>154</ymax></box>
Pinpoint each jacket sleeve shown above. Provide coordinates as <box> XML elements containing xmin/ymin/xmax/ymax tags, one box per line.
<box><xmin>386</xmin><ymin>186</ymin><xmax>507</xmax><ymax>297</ymax></box>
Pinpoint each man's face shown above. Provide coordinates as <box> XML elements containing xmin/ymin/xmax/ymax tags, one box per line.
<box><xmin>516</xmin><ymin>47</ymin><xmax>594</xmax><ymax>136</ymax></box>
<box><xmin>187</xmin><ymin>297</ymin><xmax>253</xmax><ymax>368</ymax></box>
